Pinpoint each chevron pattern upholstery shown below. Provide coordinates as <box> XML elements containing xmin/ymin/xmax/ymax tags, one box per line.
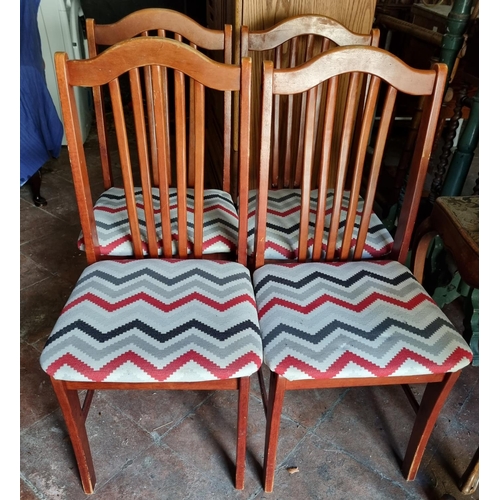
<box><xmin>253</xmin><ymin>260</ymin><xmax>473</xmax><ymax>381</ymax></box>
<box><xmin>40</xmin><ymin>259</ymin><xmax>263</xmax><ymax>383</ymax></box>
<box><xmin>247</xmin><ymin>189</ymin><xmax>393</xmax><ymax>260</ymax></box>
<box><xmin>77</xmin><ymin>187</ymin><xmax>239</xmax><ymax>257</ymax></box>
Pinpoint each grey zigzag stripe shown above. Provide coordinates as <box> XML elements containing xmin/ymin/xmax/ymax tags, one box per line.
<box><xmin>77</xmin><ymin>266</ymin><xmax>251</xmax><ymax>287</ymax></box>
<box><xmin>73</xmin><ymin>278</ymin><xmax>254</xmax><ymax>303</ymax></box>
<box><xmin>42</xmin><ymin>330</ymin><xmax>262</xmax><ymax>366</ymax></box>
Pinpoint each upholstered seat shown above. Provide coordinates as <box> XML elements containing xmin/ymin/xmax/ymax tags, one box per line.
<box><xmin>247</xmin><ymin>189</ymin><xmax>393</xmax><ymax>260</ymax></box>
<box><xmin>253</xmin><ymin>260</ymin><xmax>472</xmax><ymax>381</ymax></box>
<box><xmin>77</xmin><ymin>187</ymin><xmax>239</xmax><ymax>257</ymax></box>
<box><xmin>40</xmin><ymin>259</ymin><xmax>262</xmax><ymax>383</ymax></box>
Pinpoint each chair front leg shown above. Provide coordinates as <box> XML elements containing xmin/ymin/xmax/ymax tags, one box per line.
<box><xmin>263</xmin><ymin>372</ymin><xmax>287</xmax><ymax>493</ymax></box>
<box><xmin>51</xmin><ymin>378</ymin><xmax>96</xmax><ymax>494</ymax></box>
<box><xmin>402</xmin><ymin>370</ymin><xmax>461</xmax><ymax>480</ymax></box>
<box><xmin>235</xmin><ymin>376</ymin><xmax>250</xmax><ymax>490</ymax></box>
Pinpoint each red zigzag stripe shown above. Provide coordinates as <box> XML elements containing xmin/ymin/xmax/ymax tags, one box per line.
<box><xmin>274</xmin><ymin>346</ymin><xmax>473</xmax><ymax>378</ymax></box>
<box><xmin>63</xmin><ymin>291</ymin><xmax>257</xmax><ymax>314</ymax></box>
<box><xmin>47</xmin><ymin>350</ymin><xmax>262</xmax><ymax>382</ymax></box>
<box><xmin>259</xmin><ymin>291</ymin><xmax>434</xmax><ymax>316</ymax></box>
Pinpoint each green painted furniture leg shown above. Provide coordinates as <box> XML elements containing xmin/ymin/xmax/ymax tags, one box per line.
<box><xmin>463</xmin><ymin>288</ymin><xmax>479</xmax><ymax>366</ymax></box>
<box><xmin>441</xmin><ymin>91</ymin><xmax>479</xmax><ymax>196</ymax></box>
<box><xmin>432</xmin><ymin>270</ymin><xmax>463</xmax><ymax>309</ymax></box>
<box><xmin>439</xmin><ymin>0</ymin><xmax>473</xmax><ymax>87</ymax></box>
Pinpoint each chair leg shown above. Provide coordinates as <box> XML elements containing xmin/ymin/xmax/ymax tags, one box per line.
<box><xmin>263</xmin><ymin>372</ymin><xmax>287</xmax><ymax>493</ymax></box>
<box><xmin>51</xmin><ymin>378</ymin><xmax>96</xmax><ymax>494</ymax></box>
<box><xmin>258</xmin><ymin>367</ymin><xmax>268</xmax><ymax>416</ymax></box>
<box><xmin>235</xmin><ymin>376</ymin><xmax>250</xmax><ymax>490</ymax></box>
<box><xmin>401</xmin><ymin>370</ymin><xmax>461</xmax><ymax>480</ymax></box>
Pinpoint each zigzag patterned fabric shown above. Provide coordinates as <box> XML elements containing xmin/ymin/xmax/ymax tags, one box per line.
<box><xmin>77</xmin><ymin>187</ymin><xmax>239</xmax><ymax>257</ymax></box>
<box><xmin>253</xmin><ymin>261</ymin><xmax>473</xmax><ymax>380</ymax></box>
<box><xmin>40</xmin><ymin>259</ymin><xmax>263</xmax><ymax>383</ymax></box>
<box><xmin>247</xmin><ymin>189</ymin><xmax>394</xmax><ymax>259</ymax></box>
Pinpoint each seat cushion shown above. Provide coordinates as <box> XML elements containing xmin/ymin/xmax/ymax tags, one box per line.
<box><xmin>253</xmin><ymin>260</ymin><xmax>472</xmax><ymax>381</ymax></box>
<box><xmin>77</xmin><ymin>187</ymin><xmax>239</xmax><ymax>257</ymax></box>
<box><xmin>40</xmin><ymin>259</ymin><xmax>263</xmax><ymax>383</ymax></box>
<box><xmin>247</xmin><ymin>189</ymin><xmax>393</xmax><ymax>260</ymax></box>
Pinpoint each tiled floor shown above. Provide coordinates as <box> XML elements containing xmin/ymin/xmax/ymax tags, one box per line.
<box><xmin>20</xmin><ymin>135</ymin><xmax>479</xmax><ymax>499</ymax></box>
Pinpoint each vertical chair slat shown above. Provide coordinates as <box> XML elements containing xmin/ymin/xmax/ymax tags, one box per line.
<box><xmin>312</xmin><ymin>76</ymin><xmax>338</xmax><ymax>260</ymax></box>
<box><xmin>312</xmin><ymin>38</ymin><xmax>331</xmax><ymax>158</ymax></box>
<box><xmin>297</xmin><ymin>85</ymin><xmax>318</xmax><ymax>262</ymax></box>
<box><xmin>151</xmin><ymin>64</ymin><xmax>173</xmax><ymax>258</ymax></box>
<box><xmin>87</xmin><ymin>19</ymin><xmax>113</xmax><ymax>189</ymax></box>
<box><xmin>293</xmin><ymin>34</ymin><xmax>315</xmax><ymax>189</ymax></box>
<box><xmin>223</xmin><ymin>24</ymin><xmax>233</xmax><ymax>195</ymax></box>
<box><xmin>353</xmin><ymin>84</ymin><xmax>397</xmax><ymax>260</ymax></box>
<box><xmin>283</xmin><ymin>37</ymin><xmax>298</xmax><ymax>188</ymax></box>
<box><xmin>193</xmin><ymin>81</ymin><xmax>205</xmax><ymax>258</ymax></box>
<box><xmin>141</xmin><ymin>31</ymin><xmax>159</xmax><ymax>187</ymax></box>
<box><xmin>223</xmin><ymin>86</ymin><xmax>232</xmax><ymax>194</ymax></box>
<box><xmin>129</xmin><ymin>67</ymin><xmax>159</xmax><ymax>258</ymax></box>
<box><xmin>237</xmin><ymin>57</ymin><xmax>252</xmax><ymax>266</ymax></box>
<box><xmin>340</xmin><ymin>75</ymin><xmax>381</xmax><ymax>260</ymax></box>
<box><xmin>325</xmin><ymin>72</ymin><xmax>361</xmax><ymax>260</ymax></box>
<box><xmin>254</xmin><ymin>60</ymin><xmax>274</xmax><ymax>269</ymax></box>
<box><xmin>109</xmin><ymin>76</ymin><xmax>144</xmax><ymax>259</ymax></box>
<box><xmin>271</xmin><ymin>46</ymin><xmax>282</xmax><ymax>188</ymax></box>
<box><xmin>174</xmin><ymin>59</ymin><xmax>188</xmax><ymax>258</ymax></box>
<box><xmin>188</xmin><ymin>40</ymin><xmax>197</xmax><ymax>189</ymax></box>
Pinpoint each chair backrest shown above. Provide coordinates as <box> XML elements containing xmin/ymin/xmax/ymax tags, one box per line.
<box><xmin>86</xmin><ymin>9</ymin><xmax>233</xmax><ymax>192</ymax></box>
<box><xmin>240</xmin><ymin>15</ymin><xmax>380</xmax><ymax>189</ymax></box>
<box><xmin>56</xmin><ymin>37</ymin><xmax>251</xmax><ymax>265</ymax></box>
<box><xmin>253</xmin><ymin>45</ymin><xmax>447</xmax><ymax>269</ymax></box>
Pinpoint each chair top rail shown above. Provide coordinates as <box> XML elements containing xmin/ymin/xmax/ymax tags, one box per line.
<box><xmin>245</xmin><ymin>14</ymin><xmax>375</xmax><ymax>50</ymax></box>
<box><xmin>91</xmin><ymin>8</ymin><xmax>228</xmax><ymax>50</ymax></box>
<box><xmin>58</xmin><ymin>37</ymin><xmax>241</xmax><ymax>91</ymax></box>
<box><xmin>271</xmin><ymin>45</ymin><xmax>445</xmax><ymax>96</ymax></box>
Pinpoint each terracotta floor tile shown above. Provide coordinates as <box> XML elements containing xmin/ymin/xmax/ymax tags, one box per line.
<box><xmin>20</xmin><ymin>253</ymin><xmax>53</xmax><ymax>290</ymax></box>
<box><xmin>20</xmin><ymin>341</ymin><xmax>60</xmax><ymax>430</ymax></box>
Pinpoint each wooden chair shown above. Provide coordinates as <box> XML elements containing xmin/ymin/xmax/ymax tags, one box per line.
<box><xmin>239</xmin><ymin>15</ymin><xmax>388</xmax><ymax>266</ymax></box>
<box><xmin>251</xmin><ymin>45</ymin><xmax>473</xmax><ymax>492</ymax></box>
<box><xmin>80</xmin><ymin>9</ymin><xmax>235</xmax><ymax>259</ymax></box>
<box><xmin>40</xmin><ymin>37</ymin><xmax>260</xmax><ymax>493</ymax></box>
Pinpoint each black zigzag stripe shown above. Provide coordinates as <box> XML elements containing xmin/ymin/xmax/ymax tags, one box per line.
<box><xmin>254</xmin><ymin>268</ymin><xmax>416</xmax><ymax>294</ymax></box>
<box><xmin>46</xmin><ymin>319</ymin><xmax>261</xmax><ymax>347</ymax></box>
<box><xmin>78</xmin><ymin>267</ymin><xmax>251</xmax><ymax>287</ymax></box>
<box><xmin>262</xmin><ymin>316</ymin><xmax>455</xmax><ymax>347</ymax></box>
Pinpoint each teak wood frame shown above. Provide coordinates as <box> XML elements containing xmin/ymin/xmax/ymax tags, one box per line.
<box><xmin>53</xmin><ymin>37</ymin><xmax>253</xmax><ymax>493</ymax></box>
<box><xmin>252</xmin><ymin>45</ymin><xmax>451</xmax><ymax>492</ymax></box>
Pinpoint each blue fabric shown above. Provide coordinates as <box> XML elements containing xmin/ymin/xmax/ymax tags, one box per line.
<box><xmin>20</xmin><ymin>0</ymin><xmax>63</xmax><ymax>186</ymax></box>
